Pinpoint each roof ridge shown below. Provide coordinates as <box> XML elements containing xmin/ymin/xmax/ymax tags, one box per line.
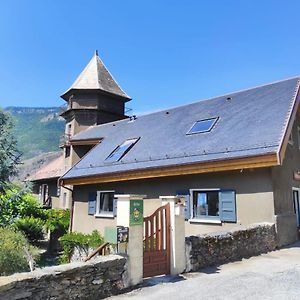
<box><xmin>134</xmin><ymin>75</ymin><xmax>300</xmax><ymax>117</ymax></box>
<box><xmin>73</xmin><ymin>76</ymin><xmax>300</xmax><ymax>136</ymax></box>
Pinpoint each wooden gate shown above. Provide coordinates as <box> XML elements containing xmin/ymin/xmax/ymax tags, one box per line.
<box><xmin>143</xmin><ymin>203</ymin><xmax>170</xmax><ymax>278</ymax></box>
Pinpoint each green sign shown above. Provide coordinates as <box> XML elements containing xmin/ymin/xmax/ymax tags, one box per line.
<box><xmin>129</xmin><ymin>199</ymin><xmax>144</xmax><ymax>225</ymax></box>
<box><xmin>104</xmin><ymin>227</ymin><xmax>117</xmax><ymax>244</ymax></box>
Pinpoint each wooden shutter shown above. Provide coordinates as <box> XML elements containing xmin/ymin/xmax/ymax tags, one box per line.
<box><xmin>219</xmin><ymin>190</ymin><xmax>236</xmax><ymax>222</ymax></box>
<box><xmin>38</xmin><ymin>185</ymin><xmax>42</xmax><ymax>201</ymax></box>
<box><xmin>88</xmin><ymin>192</ymin><xmax>97</xmax><ymax>215</ymax></box>
<box><xmin>45</xmin><ymin>185</ymin><xmax>49</xmax><ymax>199</ymax></box>
<box><xmin>176</xmin><ymin>190</ymin><xmax>191</xmax><ymax>220</ymax></box>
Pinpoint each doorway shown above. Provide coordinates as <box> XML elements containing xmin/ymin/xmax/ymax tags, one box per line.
<box><xmin>292</xmin><ymin>188</ymin><xmax>300</xmax><ymax>227</ymax></box>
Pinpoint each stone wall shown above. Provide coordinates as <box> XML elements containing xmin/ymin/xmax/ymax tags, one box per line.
<box><xmin>185</xmin><ymin>223</ymin><xmax>277</xmax><ymax>272</ymax></box>
<box><xmin>0</xmin><ymin>255</ymin><xmax>126</xmax><ymax>300</ymax></box>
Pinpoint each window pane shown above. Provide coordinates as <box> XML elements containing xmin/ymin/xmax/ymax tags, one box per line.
<box><xmin>99</xmin><ymin>192</ymin><xmax>114</xmax><ymax>213</ymax></box>
<box><xmin>187</xmin><ymin>117</ymin><xmax>218</xmax><ymax>134</ymax></box>
<box><xmin>105</xmin><ymin>138</ymin><xmax>139</xmax><ymax>162</ymax></box>
<box><xmin>193</xmin><ymin>191</ymin><xmax>219</xmax><ymax>218</ymax></box>
<box><xmin>207</xmin><ymin>192</ymin><xmax>219</xmax><ymax>216</ymax></box>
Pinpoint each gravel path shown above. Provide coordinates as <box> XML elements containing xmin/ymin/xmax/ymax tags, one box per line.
<box><xmin>110</xmin><ymin>241</ymin><xmax>300</xmax><ymax>300</ymax></box>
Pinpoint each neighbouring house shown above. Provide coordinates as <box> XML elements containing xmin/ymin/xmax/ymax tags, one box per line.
<box><xmin>31</xmin><ymin>51</ymin><xmax>300</xmax><ymax>247</ymax></box>
<box><xmin>28</xmin><ymin>154</ymin><xmax>64</xmax><ymax>208</ymax></box>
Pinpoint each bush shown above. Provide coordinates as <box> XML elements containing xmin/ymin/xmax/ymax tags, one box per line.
<box><xmin>45</xmin><ymin>209</ymin><xmax>70</xmax><ymax>234</ymax></box>
<box><xmin>0</xmin><ymin>184</ymin><xmax>46</xmax><ymax>226</ymax></box>
<box><xmin>59</xmin><ymin>230</ymin><xmax>104</xmax><ymax>263</ymax></box>
<box><xmin>14</xmin><ymin>216</ymin><xmax>45</xmax><ymax>243</ymax></box>
<box><xmin>0</xmin><ymin>227</ymin><xmax>39</xmax><ymax>276</ymax></box>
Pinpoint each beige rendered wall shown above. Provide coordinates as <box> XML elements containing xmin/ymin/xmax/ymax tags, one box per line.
<box><xmin>271</xmin><ymin>116</ymin><xmax>300</xmax><ymax>246</ymax></box>
<box><xmin>72</xmin><ymin>168</ymin><xmax>274</xmax><ymax>236</ymax></box>
<box><xmin>72</xmin><ymin>194</ymin><xmax>161</xmax><ymax>234</ymax></box>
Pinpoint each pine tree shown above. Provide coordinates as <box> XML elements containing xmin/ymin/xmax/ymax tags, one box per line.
<box><xmin>0</xmin><ymin>109</ymin><xmax>21</xmax><ymax>191</ymax></box>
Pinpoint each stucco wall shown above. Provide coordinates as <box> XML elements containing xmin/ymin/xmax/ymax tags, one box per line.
<box><xmin>72</xmin><ymin>168</ymin><xmax>274</xmax><ymax>236</ymax></box>
<box><xmin>72</xmin><ymin>195</ymin><xmax>161</xmax><ymax>234</ymax></box>
<box><xmin>271</xmin><ymin>116</ymin><xmax>300</xmax><ymax>246</ymax></box>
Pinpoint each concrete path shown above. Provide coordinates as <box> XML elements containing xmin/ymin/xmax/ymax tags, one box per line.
<box><xmin>109</xmin><ymin>241</ymin><xmax>300</xmax><ymax>300</ymax></box>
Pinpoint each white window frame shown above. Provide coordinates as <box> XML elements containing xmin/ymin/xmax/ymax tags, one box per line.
<box><xmin>95</xmin><ymin>190</ymin><xmax>115</xmax><ymax>218</ymax></box>
<box><xmin>189</xmin><ymin>188</ymin><xmax>222</xmax><ymax>224</ymax></box>
<box><xmin>39</xmin><ymin>184</ymin><xmax>48</xmax><ymax>203</ymax></box>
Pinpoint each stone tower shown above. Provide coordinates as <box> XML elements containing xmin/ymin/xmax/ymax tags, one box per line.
<box><xmin>59</xmin><ymin>51</ymin><xmax>131</xmax><ymax>208</ymax></box>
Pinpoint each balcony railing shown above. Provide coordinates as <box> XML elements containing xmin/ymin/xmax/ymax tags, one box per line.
<box><xmin>59</xmin><ymin>133</ymin><xmax>71</xmax><ymax>147</ymax></box>
<box><xmin>59</xmin><ymin>104</ymin><xmax>70</xmax><ymax>115</ymax></box>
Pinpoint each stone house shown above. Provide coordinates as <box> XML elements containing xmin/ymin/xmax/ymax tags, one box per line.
<box><xmin>31</xmin><ymin>52</ymin><xmax>300</xmax><ymax>247</ymax></box>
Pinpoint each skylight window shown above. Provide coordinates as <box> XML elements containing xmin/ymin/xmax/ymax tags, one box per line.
<box><xmin>187</xmin><ymin>117</ymin><xmax>218</xmax><ymax>135</ymax></box>
<box><xmin>105</xmin><ymin>138</ymin><xmax>139</xmax><ymax>162</ymax></box>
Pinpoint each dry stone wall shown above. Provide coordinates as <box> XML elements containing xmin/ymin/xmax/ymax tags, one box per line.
<box><xmin>0</xmin><ymin>255</ymin><xmax>126</xmax><ymax>300</ymax></box>
<box><xmin>185</xmin><ymin>223</ymin><xmax>277</xmax><ymax>272</ymax></box>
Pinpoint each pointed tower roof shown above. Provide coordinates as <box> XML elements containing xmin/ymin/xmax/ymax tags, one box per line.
<box><xmin>61</xmin><ymin>51</ymin><xmax>131</xmax><ymax>101</ymax></box>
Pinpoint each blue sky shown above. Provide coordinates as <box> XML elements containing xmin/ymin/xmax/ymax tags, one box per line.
<box><xmin>1</xmin><ymin>1</ymin><xmax>300</xmax><ymax>114</ymax></box>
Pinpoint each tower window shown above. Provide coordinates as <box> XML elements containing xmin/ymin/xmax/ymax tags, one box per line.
<box><xmin>105</xmin><ymin>138</ymin><xmax>139</xmax><ymax>163</ymax></box>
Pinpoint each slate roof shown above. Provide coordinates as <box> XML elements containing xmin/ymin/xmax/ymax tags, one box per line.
<box><xmin>61</xmin><ymin>77</ymin><xmax>300</xmax><ymax>181</ymax></box>
<box><xmin>28</xmin><ymin>155</ymin><xmax>65</xmax><ymax>181</ymax></box>
<box><xmin>61</xmin><ymin>51</ymin><xmax>131</xmax><ymax>101</ymax></box>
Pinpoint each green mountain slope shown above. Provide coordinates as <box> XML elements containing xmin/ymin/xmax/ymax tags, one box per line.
<box><xmin>4</xmin><ymin>107</ymin><xmax>64</xmax><ymax>159</ymax></box>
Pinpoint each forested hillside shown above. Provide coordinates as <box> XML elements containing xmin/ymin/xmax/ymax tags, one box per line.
<box><xmin>4</xmin><ymin>107</ymin><xmax>64</xmax><ymax>159</ymax></box>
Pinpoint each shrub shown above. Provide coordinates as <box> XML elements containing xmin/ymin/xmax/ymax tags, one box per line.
<box><xmin>59</xmin><ymin>230</ymin><xmax>104</xmax><ymax>263</ymax></box>
<box><xmin>45</xmin><ymin>209</ymin><xmax>70</xmax><ymax>234</ymax></box>
<box><xmin>0</xmin><ymin>227</ymin><xmax>39</xmax><ymax>276</ymax></box>
<box><xmin>0</xmin><ymin>184</ymin><xmax>46</xmax><ymax>226</ymax></box>
<box><xmin>14</xmin><ymin>216</ymin><xmax>45</xmax><ymax>243</ymax></box>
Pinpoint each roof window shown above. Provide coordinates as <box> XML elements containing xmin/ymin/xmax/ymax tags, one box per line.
<box><xmin>105</xmin><ymin>138</ymin><xmax>139</xmax><ymax>162</ymax></box>
<box><xmin>187</xmin><ymin>117</ymin><xmax>218</xmax><ymax>135</ymax></box>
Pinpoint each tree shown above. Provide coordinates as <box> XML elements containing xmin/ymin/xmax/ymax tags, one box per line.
<box><xmin>0</xmin><ymin>109</ymin><xmax>21</xmax><ymax>191</ymax></box>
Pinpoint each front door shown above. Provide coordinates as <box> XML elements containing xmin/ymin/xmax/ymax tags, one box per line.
<box><xmin>292</xmin><ymin>188</ymin><xmax>300</xmax><ymax>227</ymax></box>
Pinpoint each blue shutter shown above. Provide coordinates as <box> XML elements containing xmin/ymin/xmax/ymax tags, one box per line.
<box><xmin>219</xmin><ymin>190</ymin><xmax>236</xmax><ymax>222</ymax></box>
<box><xmin>176</xmin><ymin>190</ymin><xmax>191</xmax><ymax>220</ymax></box>
<box><xmin>88</xmin><ymin>192</ymin><xmax>97</xmax><ymax>215</ymax></box>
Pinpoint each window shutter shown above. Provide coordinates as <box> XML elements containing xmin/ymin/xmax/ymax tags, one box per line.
<box><xmin>88</xmin><ymin>192</ymin><xmax>97</xmax><ymax>215</ymax></box>
<box><xmin>38</xmin><ymin>185</ymin><xmax>42</xmax><ymax>201</ymax></box>
<box><xmin>113</xmin><ymin>198</ymin><xmax>118</xmax><ymax>217</ymax></box>
<box><xmin>176</xmin><ymin>190</ymin><xmax>191</xmax><ymax>220</ymax></box>
<box><xmin>219</xmin><ymin>190</ymin><xmax>236</xmax><ymax>222</ymax></box>
<box><xmin>45</xmin><ymin>185</ymin><xmax>49</xmax><ymax>199</ymax></box>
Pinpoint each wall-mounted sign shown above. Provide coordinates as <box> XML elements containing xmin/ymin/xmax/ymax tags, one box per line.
<box><xmin>117</xmin><ymin>226</ymin><xmax>129</xmax><ymax>244</ymax></box>
<box><xmin>129</xmin><ymin>199</ymin><xmax>144</xmax><ymax>225</ymax></box>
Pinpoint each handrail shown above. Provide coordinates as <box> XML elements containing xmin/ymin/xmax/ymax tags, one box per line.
<box><xmin>84</xmin><ymin>242</ymin><xmax>110</xmax><ymax>262</ymax></box>
<box><xmin>43</xmin><ymin>196</ymin><xmax>52</xmax><ymax>208</ymax></box>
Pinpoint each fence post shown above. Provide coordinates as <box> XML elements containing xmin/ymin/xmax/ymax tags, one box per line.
<box><xmin>115</xmin><ymin>194</ymin><xmax>146</xmax><ymax>286</ymax></box>
<box><xmin>160</xmin><ymin>196</ymin><xmax>186</xmax><ymax>275</ymax></box>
